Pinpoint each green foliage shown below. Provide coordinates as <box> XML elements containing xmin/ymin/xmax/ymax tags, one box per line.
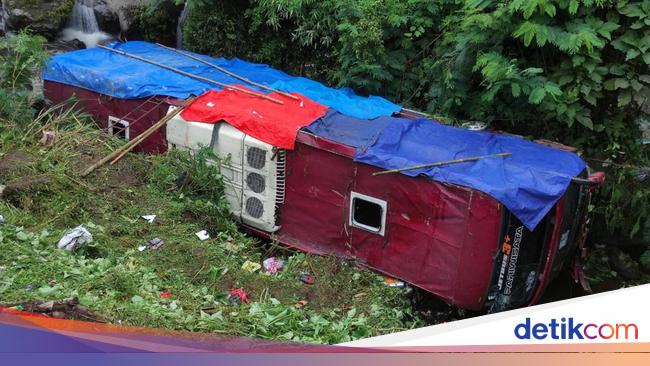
<box><xmin>429</xmin><ymin>0</ymin><xmax>650</xmax><ymax>240</ymax></box>
<box><xmin>0</xmin><ymin>31</ymin><xmax>49</xmax><ymax>130</ymax></box>
<box><xmin>149</xmin><ymin>147</ymin><xmax>236</xmax><ymax>232</ymax></box>
<box><xmin>130</xmin><ymin>0</ymin><xmax>184</xmax><ymax>46</ymax></box>
<box><xmin>247</xmin><ymin>0</ymin><xmax>452</xmax><ymax>98</ymax></box>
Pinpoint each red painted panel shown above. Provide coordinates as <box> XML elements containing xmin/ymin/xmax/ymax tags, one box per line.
<box><xmin>276</xmin><ymin>141</ymin><xmax>502</xmax><ymax>310</ymax></box>
<box><xmin>277</xmin><ymin>141</ymin><xmax>353</xmax><ymax>256</ymax></box>
<box><xmin>44</xmin><ymin>81</ymin><xmax>173</xmax><ymax>154</ymax></box>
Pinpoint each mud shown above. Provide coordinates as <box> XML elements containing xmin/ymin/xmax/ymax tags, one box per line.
<box><xmin>0</xmin><ymin>151</ymin><xmax>33</xmax><ymax>179</ymax></box>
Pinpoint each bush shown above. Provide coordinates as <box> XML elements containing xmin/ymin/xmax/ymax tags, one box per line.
<box><xmin>427</xmin><ymin>0</ymin><xmax>650</xmax><ymax>242</ymax></box>
<box><xmin>0</xmin><ymin>31</ymin><xmax>48</xmax><ymax>130</ymax></box>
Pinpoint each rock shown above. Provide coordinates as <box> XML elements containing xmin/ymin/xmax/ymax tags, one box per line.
<box><xmin>92</xmin><ymin>0</ymin><xmax>119</xmax><ymax>34</ymax></box>
<box><xmin>5</xmin><ymin>0</ymin><xmax>74</xmax><ymax>40</ymax></box>
<box><xmin>8</xmin><ymin>8</ymin><xmax>31</xmax><ymax>29</ymax></box>
<box><xmin>48</xmin><ymin>37</ymin><xmax>86</xmax><ymax>52</ymax></box>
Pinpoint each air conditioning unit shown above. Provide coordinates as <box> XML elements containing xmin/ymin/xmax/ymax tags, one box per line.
<box><xmin>240</xmin><ymin>139</ymin><xmax>285</xmax><ymax>232</ymax></box>
<box><xmin>166</xmin><ymin>113</ymin><xmax>284</xmax><ymax>232</ymax></box>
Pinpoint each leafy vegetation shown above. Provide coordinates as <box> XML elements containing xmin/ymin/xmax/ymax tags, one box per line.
<box><xmin>0</xmin><ymin>33</ymin><xmax>420</xmax><ymax>343</ymax></box>
<box><xmin>175</xmin><ymin>0</ymin><xmax>650</xmax><ymax>243</ymax></box>
<box><xmin>0</xmin><ymin>31</ymin><xmax>48</xmax><ymax>127</ymax></box>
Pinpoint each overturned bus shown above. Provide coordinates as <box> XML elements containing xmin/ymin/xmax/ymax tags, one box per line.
<box><xmin>43</xmin><ymin>41</ymin><xmax>603</xmax><ymax>312</ymax></box>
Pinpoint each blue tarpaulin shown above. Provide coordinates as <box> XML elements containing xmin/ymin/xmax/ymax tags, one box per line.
<box><xmin>309</xmin><ymin>112</ymin><xmax>586</xmax><ymax>230</ymax></box>
<box><xmin>42</xmin><ymin>41</ymin><xmax>401</xmax><ymax>120</ymax></box>
<box><xmin>303</xmin><ymin>110</ymin><xmax>394</xmax><ymax>147</ymax></box>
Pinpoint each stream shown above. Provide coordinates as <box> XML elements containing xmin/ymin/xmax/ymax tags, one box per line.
<box><xmin>60</xmin><ymin>0</ymin><xmax>113</xmax><ymax>48</ymax></box>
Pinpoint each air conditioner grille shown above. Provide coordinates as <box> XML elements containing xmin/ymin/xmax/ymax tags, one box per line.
<box><xmin>247</xmin><ymin>147</ymin><xmax>266</xmax><ymax>169</ymax></box>
<box><xmin>246</xmin><ymin>172</ymin><xmax>266</xmax><ymax>193</ymax></box>
<box><xmin>245</xmin><ymin>197</ymin><xmax>264</xmax><ymax>219</ymax></box>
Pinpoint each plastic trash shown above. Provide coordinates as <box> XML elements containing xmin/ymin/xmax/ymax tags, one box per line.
<box><xmin>57</xmin><ymin>225</ymin><xmax>93</xmax><ymax>251</ymax></box>
<box><xmin>382</xmin><ymin>277</ymin><xmax>405</xmax><ymax>287</ymax></box>
<box><xmin>195</xmin><ymin>230</ymin><xmax>210</xmax><ymax>241</ymax></box>
<box><xmin>39</xmin><ymin>131</ymin><xmax>56</xmax><ymax>146</ymax></box>
<box><xmin>298</xmin><ymin>272</ymin><xmax>314</xmax><ymax>285</ymax></box>
<box><xmin>227</xmin><ymin>288</ymin><xmax>249</xmax><ymax>304</ymax></box>
<box><xmin>263</xmin><ymin>257</ymin><xmax>284</xmax><ymax>274</ymax></box>
<box><xmin>141</xmin><ymin>215</ymin><xmax>156</xmax><ymax>223</ymax></box>
<box><xmin>241</xmin><ymin>260</ymin><xmax>261</xmax><ymax>273</ymax></box>
<box><xmin>294</xmin><ymin>300</ymin><xmax>308</xmax><ymax>309</ymax></box>
<box><xmin>148</xmin><ymin>237</ymin><xmax>164</xmax><ymax>250</ymax></box>
<box><xmin>160</xmin><ymin>291</ymin><xmax>173</xmax><ymax>299</ymax></box>
<box><xmin>0</xmin><ymin>215</ymin><xmax>5</xmax><ymax>225</ymax></box>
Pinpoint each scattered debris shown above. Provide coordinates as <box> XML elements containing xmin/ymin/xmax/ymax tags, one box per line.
<box><xmin>57</xmin><ymin>225</ymin><xmax>93</xmax><ymax>251</ymax></box>
<box><xmin>201</xmin><ymin>305</ymin><xmax>219</xmax><ymax>314</ymax></box>
<box><xmin>461</xmin><ymin>121</ymin><xmax>487</xmax><ymax>131</ymax></box>
<box><xmin>195</xmin><ymin>230</ymin><xmax>210</xmax><ymax>241</ymax></box>
<box><xmin>138</xmin><ymin>237</ymin><xmax>164</xmax><ymax>251</ymax></box>
<box><xmin>160</xmin><ymin>291</ymin><xmax>173</xmax><ymax>299</ymax></box>
<box><xmin>24</xmin><ymin>285</ymin><xmax>33</xmax><ymax>292</ymax></box>
<box><xmin>39</xmin><ymin>131</ymin><xmax>56</xmax><ymax>146</ymax></box>
<box><xmin>241</xmin><ymin>260</ymin><xmax>261</xmax><ymax>273</ymax></box>
<box><xmin>227</xmin><ymin>288</ymin><xmax>249</xmax><ymax>304</ymax></box>
<box><xmin>147</xmin><ymin>237</ymin><xmax>165</xmax><ymax>250</ymax></box>
<box><xmin>0</xmin><ymin>214</ymin><xmax>5</xmax><ymax>225</ymax></box>
<box><xmin>637</xmin><ymin>168</ymin><xmax>649</xmax><ymax>183</ymax></box>
<box><xmin>6</xmin><ymin>297</ymin><xmax>103</xmax><ymax>322</ymax></box>
<box><xmin>383</xmin><ymin>277</ymin><xmax>405</xmax><ymax>287</ymax></box>
<box><xmin>141</xmin><ymin>214</ymin><xmax>156</xmax><ymax>223</ymax></box>
<box><xmin>223</xmin><ymin>241</ymin><xmax>240</xmax><ymax>253</ymax></box>
<box><xmin>298</xmin><ymin>272</ymin><xmax>314</xmax><ymax>285</ymax></box>
<box><xmin>294</xmin><ymin>300</ymin><xmax>308</xmax><ymax>309</ymax></box>
<box><xmin>263</xmin><ymin>257</ymin><xmax>284</xmax><ymax>274</ymax></box>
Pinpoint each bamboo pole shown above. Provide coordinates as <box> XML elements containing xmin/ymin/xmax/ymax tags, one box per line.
<box><xmin>80</xmin><ymin>98</ymin><xmax>194</xmax><ymax>177</ymax></box>
<box><xmin>97</xmin><ymin>45</ymin><xmax>284</xmax><ymax>105</ymax></box>
<box><xmin>372</xmin><ymin>152</ymin><xmax>512</xmax><ymax>176</ymax></box>
<box><xmin>155</xmin><ymin>43</ymin><xmax>300</xmax><ymax>101</ymax></box>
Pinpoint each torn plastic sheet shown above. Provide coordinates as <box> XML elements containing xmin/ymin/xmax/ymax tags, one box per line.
<box><xmin>141</xmin><ymin>215</ymin><xmax>156</xmax><ymax>223</ymax></box>
<box><xmin>57</xmin><ymin>225</ymin><xmax>92</xmax><ymax>251</ymax></box>
<box><xmin>195</xmin><ymin>230</ymin><xmax>210</xmax><ymax>241</ymax></box>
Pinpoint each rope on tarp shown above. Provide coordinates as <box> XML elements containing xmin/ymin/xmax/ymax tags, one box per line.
<box><xmin>96</xmin><ymin>45</ymin><xmax>285</xmax><ymax>105</ymax></box>
<box><xmin>155</xmin><ymin>43</ymin><xmax>300</xmax><ymax>101</ymax></box>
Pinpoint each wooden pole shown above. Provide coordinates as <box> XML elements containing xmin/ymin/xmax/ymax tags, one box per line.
<box><xmin>80</xmin><ymin>98</ymin><xmax>194</xmax><ymax>177</ymax></box>
<box><xmin>372</xmin><ymin>152</ymin><xmax>512</xmax><ymax>176</ymax></box>
<box><xmin>108</xmin><ymin>112</ymin><xmax>175</xmax><ymax>165</ymax></box>
<box><xmin>97</xmin><ymin>45</ymin><xmax>284</xmax><ymax>105</ymax></box>
<box><xmin>155</xmin><ymin>43</ymin><xmax>300</xmax><ymax>101</ymax></box>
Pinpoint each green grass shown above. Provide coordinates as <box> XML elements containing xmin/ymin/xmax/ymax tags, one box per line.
<box><xmin>0</xmin><ymin>109</ymin><xmax>421</xmax><ymax>344</ymax></box>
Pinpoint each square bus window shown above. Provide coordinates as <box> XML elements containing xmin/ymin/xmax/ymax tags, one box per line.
<box><xmin>108</xmin><ymin>116</ymin><xmax>130</xmax><ymax>140</ymax></box>
<box><xmin>349</xmin><ymin>192</ymin><xmax>387</xmax><ymax>236</ymax></box>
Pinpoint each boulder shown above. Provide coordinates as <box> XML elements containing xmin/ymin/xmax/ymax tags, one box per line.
<box><xmin>5</xmin><ymin>0</ymin><xmax>74</xmax><ymax>40</ymax></box>
<box><xmin>92</xmin><ymin>0</ymin><xmax>120</xmax><ymax>34</ymax></box>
